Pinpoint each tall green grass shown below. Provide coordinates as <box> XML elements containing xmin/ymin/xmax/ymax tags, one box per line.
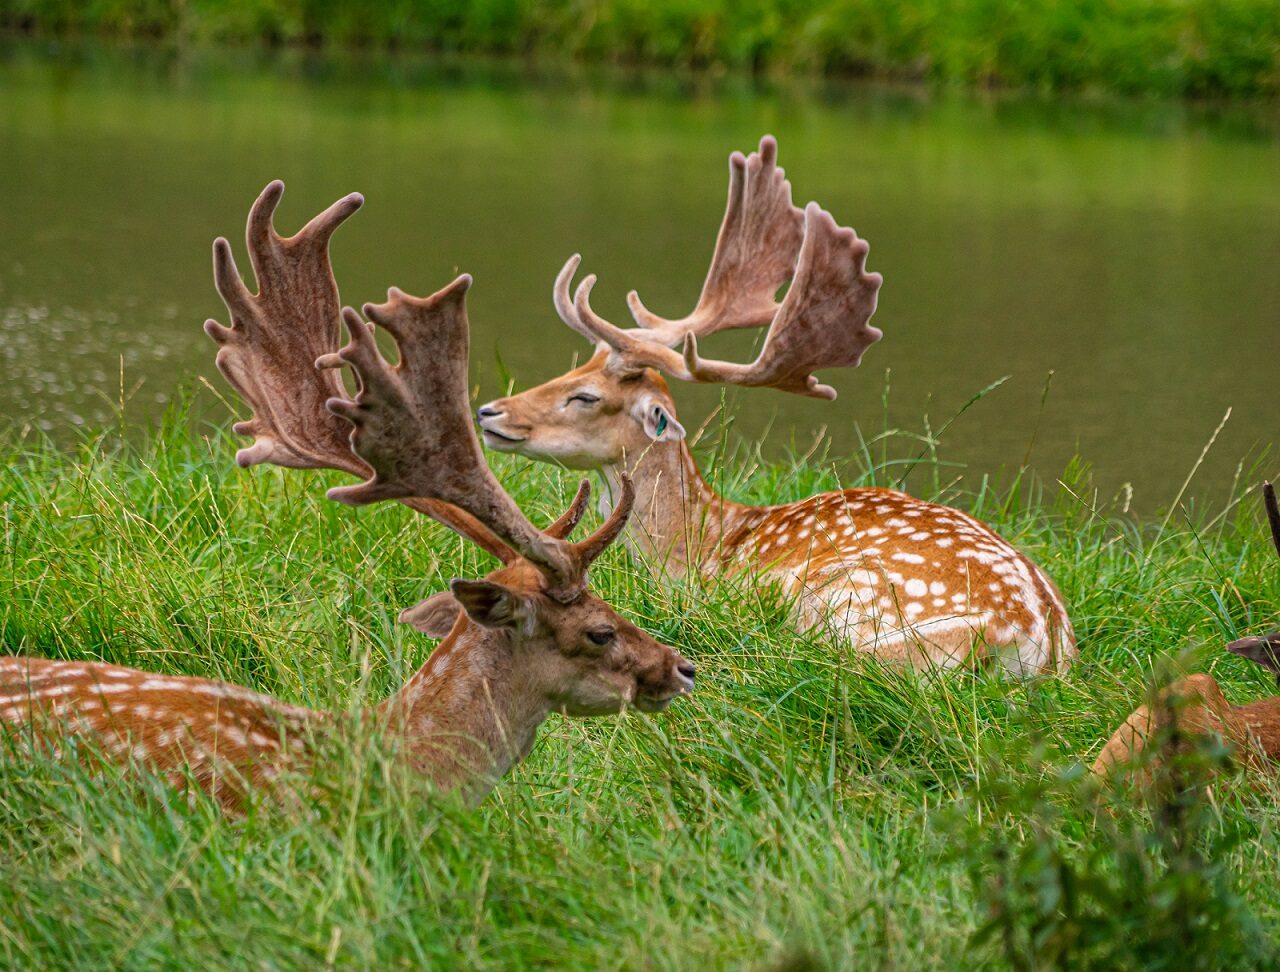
<box><xmin>2</xmin><ymin>0</ymin><xmax>1279</xmax><ymax>97</ymax></box>
<box><xmin>2</xmin><ymin>405</ymin><xmax>1279</xmax><ymax>967</ymax></box>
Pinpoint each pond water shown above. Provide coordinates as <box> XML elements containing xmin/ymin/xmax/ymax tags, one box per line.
<box><xmin>1</xmin><ymin>42</ymin><xmax>1277</xmax><ymax>511</ymax></box>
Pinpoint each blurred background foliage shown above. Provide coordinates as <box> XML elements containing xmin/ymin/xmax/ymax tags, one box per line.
<box><xmin>1</xmin><ymin>0</ymin><xmax>1278</xmax><ymax>97</ymax></box>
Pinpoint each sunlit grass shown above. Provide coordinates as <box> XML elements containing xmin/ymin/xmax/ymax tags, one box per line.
<box><xmin>1</xmin><ymin>408</ymin><xmax>1278</xmax><ymax>967</ymax></box>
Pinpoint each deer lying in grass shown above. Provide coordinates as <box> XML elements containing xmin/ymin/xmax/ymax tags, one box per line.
<box><xmin>478</xmin><ymin>135</ymin><xmax>1075</xmax><ymax>674</ymax></box>
<box><xmin>1092</xmin><ymin>482</ymin><xmax>1280</xmax><ymax>779</ymax></box>
<box><xmin>0</xmin><ymin>183</ymin><xmax>694</xmax><ymax>811</ymax></box>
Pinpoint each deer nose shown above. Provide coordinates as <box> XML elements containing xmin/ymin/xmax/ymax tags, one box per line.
<box><xmin>476</xmin><ymin>403</ymin><xmax>503</xmax><ymax>420</ymax></box>
<box><xmin>677</xmin><ymin>661</ymin><xmax>696</xmax><ymax>681</ymax></box>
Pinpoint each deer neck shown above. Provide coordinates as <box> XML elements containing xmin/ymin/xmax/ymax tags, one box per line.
<box><xmin>377</xmin><ymin>619</ymin><xmax>550</xmax><ymax>800</ymax></box>
<box><xmin>602</xmin><ymin>438</ymin><xmax>742</xmax><ymax>576</ymax></box>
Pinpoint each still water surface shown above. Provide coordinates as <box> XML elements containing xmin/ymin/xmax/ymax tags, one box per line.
<box><xmin>1</xmin><ymin>43</ymin><xmax>1277</xmax><ymax>510</ymax></box>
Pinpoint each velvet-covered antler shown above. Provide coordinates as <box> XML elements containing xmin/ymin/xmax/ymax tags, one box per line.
<box><xmin>551</xmin><ymin>135</ymin><xmax>882</xmax><ymax>399</ymax></box>
<box><xmin>324</xmin><ymin>278</ymin><xmax>634</xmax><ymax>600</ymax></box>
<box><xmin>558</xmin><ymin>203</ymin><xmax>882</xmax><ymax>400</ymax></box>
<box><xmin>205</xmin><ymin>181</ymin><xmax>584</xmax><ymax>571</ymax></box>
<box><xmin>626</xmin><ymin>134</ymin><xmax>806</xmax><ymax>345</ymax></box>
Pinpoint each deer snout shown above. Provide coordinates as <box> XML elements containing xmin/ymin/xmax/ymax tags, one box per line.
<box><xmin>476</xmin><ymin>400</ymin><xmax>529</xmax><ymax>446</ymax></box>
<box><xmin>672</xmin><ymin>654</ymin><xmax>696</xmax><ymax>693</ymax></box>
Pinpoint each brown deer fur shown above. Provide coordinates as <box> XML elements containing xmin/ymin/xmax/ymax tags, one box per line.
<box><xmin>1</xmin><ymin>566</ymin><xmax>693</xmax><ymax>811</ymax></box>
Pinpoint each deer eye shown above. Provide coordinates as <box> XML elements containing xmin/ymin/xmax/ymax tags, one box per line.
<box><xmin>567</xmin><ymin>393</ymin><xmax>600</xmax><ymax>407</ymax></box>
<box><xmin>586</xmin><ymin>627</ymin><xmax>615</xmax><ymax>646</ymax></box>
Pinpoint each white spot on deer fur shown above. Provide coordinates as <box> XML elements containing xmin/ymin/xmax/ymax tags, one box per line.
<box><xmin>932</xmin><ymin>598</ymin><xmax>947</xmax><ymax>607</ymax></box>
<box><xmin>850</xmin><ymin>569</ymin><xmax>881</xmax><ymax>586</ymax></box>
<box><xmin>958</xmin><ymin>549</ymin><xmax>1001</xmax><ymax>565</ymax></box>
<box><xmin>951</xmin><ymin>593</ymin><xmax>967</xmax><ymax>604</ymax></box>
<box><xmin>866</xmin><ymin>527</ymin><xmax>884</xmax><ymax>537</ymax></box>
<box><xmin>904</xmin><ymin>579</ymin><xmax>928</xmax><ymax>598</ymax></box>
<box><xmin>929</xmin><ymin>581</ymin><xmax>947</xmax><ymax>596</ymax></box>
<box><xmin>138</xmin><ymin>678</ymin><xmax>187</xmax><ymax>692</ymax></box>
<box><xmin>842</xmin><ymin>525</ymin><xmax>856</xmax><ymax>537</ymax></box>
<box><xmin>886</xmin><ymin>518</ymin><xmax>908</xmax><ymax>528</ymax></box>
<box><xmin>935</xmin><ymin>538</ymin><xmax>953</xmax><ymax>548</ymax></box>
<box><xmin>905</xmin><ymin>602</ymin><xmax>925</xmax><ymax>617</ymax></box>
<box><xmin>892</xmin><ymin>552</ymin><xmax>925</xmax><ymax>565</ymax></box>
<box><xmin>103</xmin><ymin>669</ymin><xmax>134</xmax><ymax>679</ymax></box>
<box><xmin>911</xmin><ymin>532</ymin><xmax>931</xmax><ymax>542</ymax></box>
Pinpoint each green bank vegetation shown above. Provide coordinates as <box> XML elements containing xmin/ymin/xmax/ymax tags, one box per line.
<box><xmin>2</xmin><ymin>0</ymin><xmax>1279</xmax><ymax>97</ymax></box>
<box><xmin>2</xmin><ymin>402</ymin><xmax>1279</xmax><ymax>966</ymax></box>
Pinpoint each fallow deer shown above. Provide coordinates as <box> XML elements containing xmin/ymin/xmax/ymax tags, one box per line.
<box><xmin>478</xmin><ymin>135</ymin><xmax>1075</xmax><ymax>673</ymax></box>
<box><xmin>1092</xmin><ymin>481</ymin><xmax>1280</xmax><ymax>780</ymax></box>
<box><xmin>0</xmin><ymin>183</ymin><xmax>694</xmax><ymax>811</ymax></box>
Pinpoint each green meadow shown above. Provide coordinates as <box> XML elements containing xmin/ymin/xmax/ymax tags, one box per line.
<box><xmin>3</xmin><ymin>0</ymin><xmax>1279</xmax><ymax>97</ymax></box>
<box><xmin>2</xmin><ymin>401</ymin><xmax>1278</xmax><ymax>968</ymax></box>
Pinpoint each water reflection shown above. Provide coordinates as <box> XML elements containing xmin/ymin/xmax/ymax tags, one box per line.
<box><xmin>1</xmin><ymin>41</ymin><xmax>1276</xmax><ymax>509</ymax></box>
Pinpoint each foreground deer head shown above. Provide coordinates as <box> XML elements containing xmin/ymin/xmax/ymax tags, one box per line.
<box><xmin>1093</xmin><ymin>482</ymin><xmax>1280</xmax><ymax>779</ymax></box>
<box><xmin>478</xmin><ymin>136</ymin><xmax>1075</xmax><ymax>674</ymax></box>
<box><xmin>0</xmin><ymin>184</ymin><xmax>694</xmax><ymax>810</ymax></box>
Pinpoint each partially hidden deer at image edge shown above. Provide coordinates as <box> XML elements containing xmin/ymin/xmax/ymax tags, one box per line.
<box><xmin>1092</xmin><ymin>481</ymin><xmax>1280</xmax><ymax>779</ymax></box>
<box><xmin>0</xmin><ymin>184</ymin><xmax>694</xmax><ymax>811</ymax></box>
<box><xmin>477</xmin><ymin>135</ymin><xmax>1075</xmax><ymax>674</ymax></box>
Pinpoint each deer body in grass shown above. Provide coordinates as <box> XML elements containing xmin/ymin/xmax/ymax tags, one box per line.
<box><xmin>0</xmin><ymin>185</ymin><xmax>693</xmax><ymax>811</ymax></box>
<box><xmin>1092</xmin><ymin>482</ymin><xmax>1280</xmax><ymax>780</ymax></box>
<box><xmin>479</xmin><ymin>136</ymin><xmax>1075</xmax><ymax>674</ymax></box>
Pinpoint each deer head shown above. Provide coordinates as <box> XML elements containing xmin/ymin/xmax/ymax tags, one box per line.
<box><xmin>205</xmin><ymin>180</ymin><xmax>695</xmax><ymax>718</ymax></box>
<box><xmin>477</xmin><ymin>135</ymin><xmax>882</xmax><ymax>470</ymax></box>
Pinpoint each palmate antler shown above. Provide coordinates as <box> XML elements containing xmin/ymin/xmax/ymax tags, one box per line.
<box><xmin>320</xmin><ymin>278</ymin><xmax>633</xmax><ymax>598</ymax></box>
<box><xmin>206</xmin><ymin>182</ymin><xmax>626</xmax><ymax>603</ymax></box>
<box><xmin>554</xmin><ymin>135</ymin><xmax>883</xmax><ymax>400</ymax></box>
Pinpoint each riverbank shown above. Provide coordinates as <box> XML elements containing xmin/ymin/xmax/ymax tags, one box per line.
<box><xmin>3</xmin><ymin>0</ymin><xmax>1278</xmax><ymax>98</ymax></box>
<box><xmin>2</xmin><ymin>421</ymin><xmax>1279</xmax><ymax>965</ymax></box>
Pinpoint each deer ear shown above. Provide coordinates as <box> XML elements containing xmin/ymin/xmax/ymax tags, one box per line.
<box><xmin>636</xmin><ymin>395</ymin><xmax>685</xmax><ymax>442</ymax></box>
<box><xmin>448</xmin><ymin>579</ymin><xmax>532</xmax><ymax>632</ymax></box>
<box><xmin>398</xmin><ymin>591</ymin><xmax>462</xmax><ymax>637</ymax></box>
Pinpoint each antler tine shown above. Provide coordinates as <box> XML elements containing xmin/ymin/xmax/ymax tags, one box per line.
<box><xmin>205</xmin><ymin>181</ymin><xmax>367</xmax><ymax>475</ymax></box>
<box><xmin>683</xmin><ymin>202</ymin><xmax>883</xmax><ymax>400</ymax></box>
<box><xmin>553</xmin><ymin>254</ymin><xmax>607</xmax><ymax>347</ymax></box>
<box><xmin>546</xmin><ymin>479</ymin><xmax>593</xmax><ymax>539</ymax></box>
<box><xmin>572</xmin><ymin>474</ymin><xmax>635</xmax><ymax>569</ymax></box>
<box><xmin>570</xmin><ymin>274</ymin><xmax>692</xmax><ymax>379</ymax></box>
<box><xmin>1264</xmin><ymin>481</ymin><xmax>1280</xmax><ymax>560</ymax></box>
<box><xmin>208</xmin><ymin>181</ymin><xmax>520</xmax><ymax>567</ymax></box>
<box><xmin>324</xmin><ymin>279</ymin><xmax>633</xmax><ymax>600</ymax></box>
<box><xmin>625</xmin><ymin>134</ymin><xmax>805</xmax><ymax>347</ymax></box>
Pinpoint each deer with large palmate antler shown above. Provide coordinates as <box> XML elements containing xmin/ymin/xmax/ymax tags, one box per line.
<box><xmin>478</xmin><ymin>135</ymin><xmax>1075</xmax><ymax>674</ymax></box>
<box><xmin>0</xmin><ymin>184</ymin><xmax>694</xmax><ymax>811</ymax></box>
<box><xmin>1093</xmin><ymin>481</ymin><xmax>1280</xmax><ymax>780</ymax></box>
